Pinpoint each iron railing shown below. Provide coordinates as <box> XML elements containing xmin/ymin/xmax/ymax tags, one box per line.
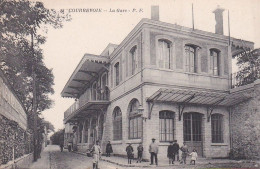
<box><xmin>64</xmin><ymin>87</ymin><xmax>110</xmax><ymax>119</ymax></box>
<box><xmin>231</xmin><ymin>65</ymin><xmax>260</xmax><ymax>88</ymax></box>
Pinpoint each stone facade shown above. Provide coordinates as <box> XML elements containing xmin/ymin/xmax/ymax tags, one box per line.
<box><xmin>230</xmin><ymin>80</ymin><xmax>260</xmax><ymax>159</ymax></box>
<box><xmin>62</xmin><ymin>17</ymin><xmax>256</xmax><ymax>160</ymax></box>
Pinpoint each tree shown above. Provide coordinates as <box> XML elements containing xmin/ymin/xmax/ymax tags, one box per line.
<box><xmin>0</xmin><ymin>0</ymin><xmax>71</xmax><ymax>115</ymax></box>
<box><xmin>233</xmin><ymin>48</ymin><xmax>260</xmax><ymax>87</ymax></box>
<box><xmin>50</xmin><ymin>129</ymin><xmax>65</xmax><ymax>145</ymax></box>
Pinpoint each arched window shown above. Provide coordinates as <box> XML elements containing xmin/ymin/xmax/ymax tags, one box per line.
<box><xmin>114</xmin><ymin>62</ymin><xmax>120</xmax><ymax>86</ymax></box>
<box><xmin>130</xmin><ymin>46</ymin><xmax>138</xmax><ymax>75</ymax></box>
<box><xmin>211</xmin><ymin>114</ymin><xmax>223</xmax><ymax>143</ymax></box>
<box><xmin>185</xmin><ymin>45</ymin><xmax>197</xmax><ymax>73</ymax></box>
<box><xmin>92</xmin><ymin>81</ymin><xmax>97</xmax><ymax>100</ymax></box>
<box><xmin>158</xmin><ymin>39</ymin><xmax>172</xmax><ymax>69</ymax></box>
<box><xmin>159</xmin><ymin>111</ymin><xmax>175</xmax><ymax>142</ymax></box>
<box><xmin>129</xmin><ymin>99</ymin><xmax>142</xmax><ymax>139</ymax></box>
<box><xmin>210</xmin><ymin>49</ymin><xmax>220</xmax><ymax>76</ymax></box>
<box><xmin>113</xmin><ymin>107</ymin><xmax>122</xmax><ymax>140</ymax></box>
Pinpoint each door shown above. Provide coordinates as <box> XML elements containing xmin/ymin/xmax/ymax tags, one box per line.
<box><xmin>183</xmin><ymin>112</ymin><xmax>203</xmax><ymax>156</ymax></box>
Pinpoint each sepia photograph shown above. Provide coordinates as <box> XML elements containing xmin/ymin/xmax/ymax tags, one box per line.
<box><xmin>0</xmin><ymin>0</ymin><xmax>260</xmax><ymax>168</ymax></box>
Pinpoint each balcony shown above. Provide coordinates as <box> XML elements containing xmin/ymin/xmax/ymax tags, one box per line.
<box><xmin>231</xmin><ymin>65</ymin><xmax>260</xmax><ymax>88</ymax></box>
<box><xmin>64</xmin><ymin>88</ymin><xmax>110</xmax><ymax>123</ymax></box>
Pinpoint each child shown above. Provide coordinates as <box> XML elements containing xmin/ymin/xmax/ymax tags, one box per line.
<box><xmin>189</xmin><ymin>149</ymin><xmax>198</xmax><ymax>165</ymax></box>
<box><xmin>126</xmin><ymin>143</ymin><xmax>134</xmax><ymax>164</ymax></box>
<box><xmin>137</xmin><ymin>143</ymin><xmax>143</xmax><ymax>163</ymax></box>
<box><xmin>90</xmin><ymin>140</ymin><xmax>101</xmax><ymax>169</ymax></box>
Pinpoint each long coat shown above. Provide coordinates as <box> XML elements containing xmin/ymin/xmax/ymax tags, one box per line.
<box><xmin>126</xmin><ymin>145</ymin><xmax>134</xmax><ymax>158</ymax></box>
<box><xmin>106</xmin><ymin>143</ymin><xmax>113</xmax><ymax>153</ymax></box>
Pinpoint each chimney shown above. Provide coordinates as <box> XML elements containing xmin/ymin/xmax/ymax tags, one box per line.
<box><xmin>151</xmin><ymin>6</ymin><xmax>159</xmax><ymax>21</ymax></box>
<box><xmin>213</xmin><ymin>7</ymin><xmax>225</xmax><ymax>35</ymax></box>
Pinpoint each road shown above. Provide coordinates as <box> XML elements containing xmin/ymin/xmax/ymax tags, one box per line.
<box><xmin>30</xmin><ymin>145</ymin><xmax>120</xmax><ymax>169</ymax></box>
<box><xmin>29</xmin><ymin>145</ymin><xmax>259</xmax><ymax>169</ymax></box>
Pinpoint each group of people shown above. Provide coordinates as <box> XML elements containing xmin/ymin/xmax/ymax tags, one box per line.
<box><xmin>89</xmin><ymin>139</ymin><xmax>198</xmax><ymax>169</ymax></box>
<box><xmin>125</xmin><ymin>138</ymin><xmax>198</xmax><ymax>166</ymax></box>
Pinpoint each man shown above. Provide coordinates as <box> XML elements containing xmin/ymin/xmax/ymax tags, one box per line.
<box><xmin>126</xmin><ymin>143</ymin><xmax>134</xmax><ymax>164</ymax></box>
<box><xmin>167</xmin><ymin>141</ymin><xmax>174</xmax><ymax>165</ymax></box>
<box><xmin>137</xmin><ymin>143</ymin><xmax>143</xmax><ymax>163</ymax></box>
<box><xmin>172</xmin><ymin>140</ymin><xmax>180</xmax><ymax>162</ymax></box>
<box><xmin>106</xmin><ymin>141</ymin><xmax>113</xmax><ymax>157</ymax></box>
<box><xmin>90</xmin><ymin>140</ymin><xmax>101</xmax><ymax>169</ymax></box>
<box><xmin>180</xmin><ymin>142</ymin><xmax>189</xmax><ymax>164</ymax></box>
<box><xmin>149</xmin><ymin>138</ymin><xmax>159</xmax><ymax>166</ymax></box>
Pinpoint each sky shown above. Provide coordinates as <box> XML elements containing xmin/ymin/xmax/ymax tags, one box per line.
<box><xmin>37</xmin><ymin>0</ymin><xmax>260</xmax><ymax>132</ymax></box>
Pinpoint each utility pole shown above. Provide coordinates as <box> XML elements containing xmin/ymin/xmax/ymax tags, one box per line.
<box><xmin>31</xmin><ymin>28</ymin><xmax>38</xmax><ymax>162</ymax></box>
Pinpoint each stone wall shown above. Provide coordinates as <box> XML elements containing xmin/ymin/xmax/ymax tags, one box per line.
<box><xmin>0</xmin><ymin>114</ymin><xmax>33</xmax><ymax>165</ymax></box>
<box><xmin>230</xmin><ymin>80</ymin><xmax>260</xmax><ymax>159</ymax></box>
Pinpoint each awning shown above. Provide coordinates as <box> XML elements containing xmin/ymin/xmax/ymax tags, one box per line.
<box><xmin>147</xmin><ymin>88</ymin><xmax>253</xmax><ymax>107</ymax></box>
<box><xmin>146</xmin><ymin>87</ymin><xmax>253</xmax><ymax>121</ymax></box>
<box><xmin>64</xmin><ymin>100</ymin><xmax>110</xmax><ymax>123</ymax></box>
<box><xmin>61</xmin><ymin>53</ymin><xmax>109</xmax><ymax>98</ymax></box>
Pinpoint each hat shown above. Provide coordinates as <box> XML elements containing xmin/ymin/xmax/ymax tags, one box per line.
<box><xmin>152</xmin><ymin>138</ymin><xmax>156</xmax><ymax>140</ymax></box>
<box><xmin>174</xmin><ymin>140</ymin><xmax>177</xmax><ymax>142</ymax></box>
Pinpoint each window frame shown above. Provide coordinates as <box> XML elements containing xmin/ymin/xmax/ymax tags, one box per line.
<box><xmin>113</xmin><ymin>107</ymin><xmax>122</xmax><ymax>141</ymax></box>
<box><xmin>129</xmin><ymin>46</ymin><xmax>138</xmax><ymax>75</ymax></box>
<box><xmin>210</xmin><ymin>49</ymin><xmax>220</xmax><ymax>76</ymax></box>
<box><xmin>157</xmin><ymin>39</ymin><xmax>172</xmax><ymax>69</ymax></box>
<box><xmin>211</xmin><ymin>113</ymin><xmax>224</xmax><ymax>143</ymax></box>
<box><xmin>114</xmin><ymin>62</ymin><xmax>120</xmax><ymax>86</ymax></box>
<box><xmin>128</xmin><ymin>99</ymin><xmax>142</xmax><ymax>139</ymax></box>
<box><xmin>92</xmin><ymin>81</ymin><xmax>97</xmax><ymax>100</ymax></box>
<box><xmin>185</xmin><ymin>44</ymin><xmax>198</xmax><ymax>73</ymax></box>
<box><xmin>159</xmin><ymin>111</ymin><xmax>175</xmax><ymax>142</ymax></box>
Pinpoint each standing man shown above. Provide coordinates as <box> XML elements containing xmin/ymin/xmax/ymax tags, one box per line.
<box><xmin>180</xmin><ymin>142</ymin><xmax>189</xmax><ymax>164</ymax></box>
<box><xmin>167</xmin><ymin>141</ymin><xmax>174</xmax><ymax>165</ymax></box>
<box><xmin>137</xmin><ymin>143</ymin><xmax>143</xmax><ymax>163</ymax></box>
<box><xmin>149</xmin><ymin>138</ymin><xmax>159</xmax><ymax>166</ymax></box>
<box><xmin>126</xmin><ymin>143</ymin><xmax>134</xmax><ymax>164</ymax></box>
<box><xmin>106</xmin><ymin>141</ymin><xmax>113</xmax><ymax>157</ymax></box>
<box><xmin>90</xmin><ymin>140</ymin><xmax>101</xmax><ymax>169</ymax></box>
<box><xmin>172</xmin><ymin>140</ymin><xmax>180</xmax><ymax>162</ymax></box>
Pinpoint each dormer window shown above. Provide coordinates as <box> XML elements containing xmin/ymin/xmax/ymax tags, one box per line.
<box><xmin>158</xmin><ymin>39</ymin><xmax>172</xmax><ymax>69</ymax></box>
<box><xmin>210</xmin><ymin>49</ymin><xmax>220</xmax><ymax>76</ymax></box>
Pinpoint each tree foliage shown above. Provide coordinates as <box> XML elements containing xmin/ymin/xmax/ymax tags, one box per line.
<box><xmin>50</xmin><ymin>129</ymin><xmax>64</xmax><ymax>145</ymax></box>
<box><xmin>233</xmin><ymin>48</ymin><xmax>260</xmax><ymax>87</ymax></box>
<box><xmin>0</xmin><ymin>0</ymin><xmax>71</xmax><ymax>114</ymax></box>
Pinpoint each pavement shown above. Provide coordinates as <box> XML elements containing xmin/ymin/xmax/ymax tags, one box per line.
<box><xmin>29</xmin><ymin>145</ymin><xmax>260</xmax><ymax>169</ymax></box>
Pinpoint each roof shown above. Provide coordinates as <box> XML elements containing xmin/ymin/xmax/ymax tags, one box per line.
<box><xmin>61</xmin><ymin>53</ymin><xmax>109</xmax><ymax>98</ymax></box>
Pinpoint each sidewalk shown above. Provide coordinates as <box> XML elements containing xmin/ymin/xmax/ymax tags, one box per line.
<box><xmin>75</xmin><ymin>151</ymin><xmax>260</xmax><ymax>168</ymax></box>
<box><xmin>29</xmin><ymin>147</ymin><xmax>51</xmax><ymax>169</ymax></box>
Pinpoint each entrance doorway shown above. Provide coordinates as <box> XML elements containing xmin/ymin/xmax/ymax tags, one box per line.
<box><xmin>183</xmin><ymin>112</ymin><xmax>203</xmax><ymax>156</ymax></box>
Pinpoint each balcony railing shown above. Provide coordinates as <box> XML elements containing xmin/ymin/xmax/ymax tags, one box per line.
<box><xmin>231</xmin><ymin>65</ymin><xmax>260</xmax><ymax>88</ymax></box>
<box><xmin>64</xmin><ymin>87</ymin><xmax>110</xmax><ymax>120</ymax></box>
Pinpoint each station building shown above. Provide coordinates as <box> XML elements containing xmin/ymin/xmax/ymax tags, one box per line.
<box><xmin>62</xmin><ymin>7</ymin><xmax>256</xmax><ymax>159</ymax></box>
